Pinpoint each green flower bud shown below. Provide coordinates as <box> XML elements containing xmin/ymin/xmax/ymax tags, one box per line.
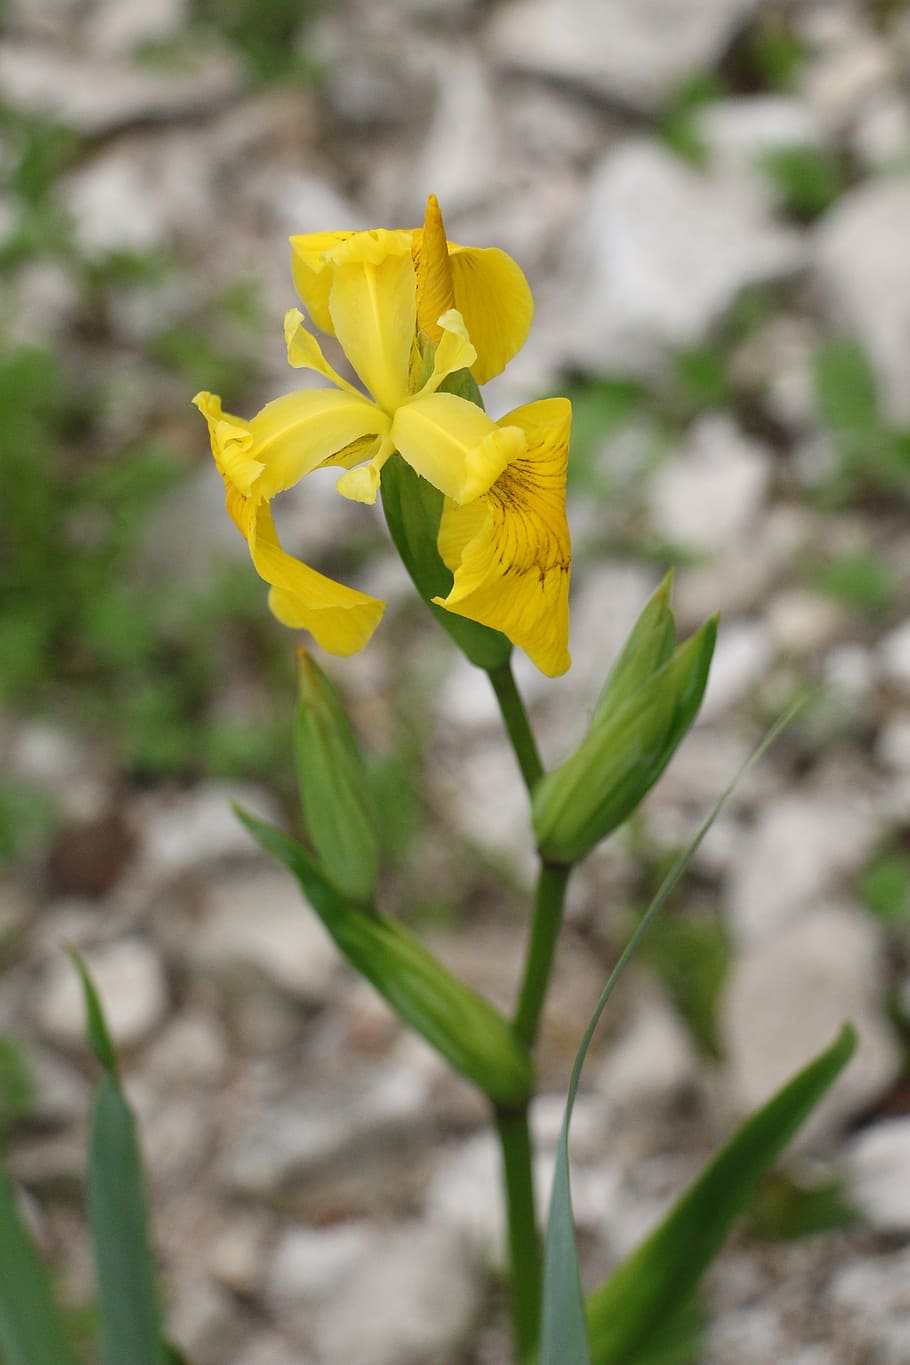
<box><xmin>533</xmin><ymin>617</ymin><xmax>717</xmax><ymax>864</ymax></box>
<box><xmin>593</xmin><ymin>573</ymin><xmax>676</xmax><ymax>726</ymax></box>
<box><xmin>238</xmin><ymin>811</ymin><xmax>535</xmax><ymax>1108</ymax></box>
<box><xmin>294</xmin><ymin>649</ymin><xmax>380</xmax><ymax>904</ymax></box>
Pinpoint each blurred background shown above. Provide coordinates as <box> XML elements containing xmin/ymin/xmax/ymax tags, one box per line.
<box><xmin>2</xmin><ymin>0</ymin><xmax>910</xmax><ymax>1360</ymax></box>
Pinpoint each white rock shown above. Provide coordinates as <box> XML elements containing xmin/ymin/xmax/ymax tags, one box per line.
<box><xmin>879</xmin><ymin>617</ymin><xmax>910</xmax><ymax>696</ymax></box>
<box><xmin>803</xmin><ymin>37</ymin><xmax>893</xmax><ymax>137</ymax></box>
<box><xmin>851</xmin><ymin>89</ymin><xmax>910</xmax><ymax>169</ymax></box>
<box><xmin>267</xmin><ymin>1222</ymin><xmax>376</xmax><ymax>1303</ymax></box>
<box><xmin>308</xmin><ymin>1223</ymin><xmax>481</xmax><ymax>1365</ymax></box>
<box><xmin>649</xmin><ymin>415</ymin><xmax>771</xmax><ymax>552</ymax></box>
<box><xmin>698</xmin><ymin>620</ymin><xmax>774</xmax><ymax>723</ymax></box>
<box><xmin>144</xmin><ymin>1010</ymin><xmax>230</xmax><ymax>1089</ymax></box>
<box><xmin>597</xmin><ymin>987</ymin><xmax>700</xmax><ymax>1111</ymax></box>
<box><xmin>824</xmin><ymin>643</ymin><xmax>877</xmax><ymax>711</ymax></box>
<box><xmin>876</xmin><ymin>716</ymin><xmax>910</xmax><ymax>772</ymax></box>
<box><xmin>727</xmin><ymin>792</ymin><xmax>879</xmax><ymax>946</ymax></box>
<box><xmin>138</xmin><ymin>782</ymin><xmax>282</xmax><ymax>876</ymax></box>
<box><xmin>830</xmin><ymin>1249</ymin><xmax>910</xmax><ymax>1365</ymax></box>
<box><xmin>814</xmin><ymin>179</ymin><xmax>910</xmax><ymax>424</ymax></box>
<box><xmin>426</xmin><ymin>1132</ymin><xmax>505</xmax><ymax>1263</ymax></box>
<box><xmin>720</xmin><ymin>903</ymin><xmax>899</xmax><ymax>1145</ymax></box>
<box><xmin>64</xmin><ymin>150</ymin><xmax>169</xmax><ymax>256</ymax></box>
<box><xmin>847</xmin><ymin>1118</ymin><xmax>910</xmax><ymax>1232</ymax></box>
<box><xmin>192</xmin><ymin>869</ymin><xmax>340</xmax><ymax>1004</ymax></box>
<box><xmin>84</xmin><ymin>0</ymin><xmax>188</xmax><ymax>56</ymax></box>
<box><xmin>0</xmin><ymin>42</ymin><xmax>242</xmax><ymax>137</ymax></box>
<box><xmin>567</xmin><ymin>140</ymin><xmax>804</xmax><ymax>375</ymax></box>
<box><xmin>409</xmin><ymin>47</ymin><xmax>500</xmax><ymax>214</ymax></box>
<box><xmin>34</xmin><ymin>938</ymin><xmax>168</xmax><ymax>1049</ymax></box>
<box><xmin>488</xmin><ymin>0</ymin><xmax>760</xmax><ymax>112</ymax></box>
<box><xmin>698</xmin><ymin>96</ymin><xmax>821</xmax><ymax>181</ymax></box>
<box><xmin>766</xmin><ymin>589</ymin><xmax>845</xmax><ymax>654</ymax></box>
<box><xmin>222</xmin><ymin>1054</ymin><xmax>431</xmax><ymax>1195</ymax></box>
<box><xmin>167</xmin><ymin>1273</ymin><xmax>239</xmax><ymax>1365</ymax></box>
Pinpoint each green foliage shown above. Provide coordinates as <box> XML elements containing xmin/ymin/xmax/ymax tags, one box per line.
<box><xmin>812</xmin><ymin>337</ymin><xmax>910</xmax><ymax>502</ymax></box>
<box><xmin>559</xmin><ymin>377</ymin><xmax>647</xmax><ymax>492</ymax></box>
<box><xmin>813</xmin><ymin>549</ymin><xmax>897</xmax><ymax>615</ymax></box>
<box><xmin>638</xmin><ymin>912</ymin><xmax>732</xmax><ymax>1056</ymax></box>
<box><xmin>0</xmin><ymin>1169</ymin><xmax>80</xmax><ymax>1365</ymax></box>
<box><xmin>657</xmin><ymin>73</ymin><xmax>726</xmax><ymax>165</ymax></box>
<box><xmin>858</xmin><ymin>849</ymin><xmax>910</xmax><ymax>922</ymax></box>
<box><xmin>670</xmin><ymin>344</ymin><xmax>732</xmax><ymax>414</ymax></box>
<box><xmin>745</xmin><ymin>14</ymin><xmax>807</xmax><ymax>90</ymax></box>
<box><xmin>0</xmin><ymin>782</ymin><xmax>59</xmax><ymax>864</ymax></box>
<box><xmin>190</xmin><ymin>0</ymin><xmax>323</xmax><ymax>81</ymax></box>
<box><xmin>0</xmin><ymin>104</ymin><xmax>77</xmax><ymax>268</ymax></box>
<box><xmin>761</xmin><ymin>146</ymin><xmax>844</xmax><ymax>222</ymax></box>
<box><xmin>0</xmin><ymin>1037</ymin><xmax>34</xmax><ymax>1144</ymax></box>
<box><xmin>745</xmin><ymin>1171</ymin><xmax>856</xmax><ymax>1241</ymax></box>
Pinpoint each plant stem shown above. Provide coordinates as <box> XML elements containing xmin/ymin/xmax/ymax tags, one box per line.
<box><xmin>513</xmin><ymin>861</ymin><xmax>572</xmax><ymax>1050</ymax></box>
<box><xmin>487</xmin><ymin>659</ymin><xmax>544</xmax><ymax>794</ymax></box>
<box><xmin>495</xmin><ymin>1104</ymin><xmax>541</xmax><ymax>1362</ymax></box>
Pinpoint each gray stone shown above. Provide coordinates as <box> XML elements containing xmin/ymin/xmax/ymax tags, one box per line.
<box><xmin>566</xmin><ymin>140</ymin><xmax>804</xmax><ymax>376</ymax></box>
<box><xmin>727</xmin><ymin>792</ymin><xmax>879</xmax><ymax>946</ymax></box>
<box><xmin>222</xmin><ymin>1052</ymin><xmax>431</xmax><ymax>1196</ymax></box>
<box><xmin>649</xmin><ymin>415</ymin><xmax>771</xmax><ymax>552</ymax></box>
<box><xmin>167</xmin><ymin>1273</ymin><xmax>240</xmax><ymax>1365</ymax></box>
<box><xmin>267</xmin><ymin>1222</ymin><xmax>377</xmax><ymax>1303</ymax></box>
<box><xmin>596</xmin><ymin>986</ymin><xmax>700</xmax><ymax>1111</ymax></box>
<box><xmin>803</xmin><ymin>34</ymin><xmax>893</xmax><ymax>138</ymax></box>
<box><xmin>814</xmin><ymin>179</ymin><xmax>910</xmax><ymax>424</ymax></box>
<box><xmin>34</xmin><ymin>938</ymin><xmax>168</xmax><ymax>1050</ymax></box>
<box><xmin>698</xmin><ymin>619</ymin><xmax>774</xmax><ymax>723</ymax></box>
<box><xmin>0</xmin><ymin>42</ymin><xmax>242</xmax><ymax>138</ymax></box>
<box><xmin>847</xmin><ymin>1117</ymin><xmax>910</xmax><ymax>1233</ymax></box>
<box><xmin>766</xmin><ymin>589</ymin><xmax>846</xmax><ymax>655</ymax></box>
<box><xmin>144</xmin><ymin>1010</ymin><xmax>230</xmax><ymax>1090</ymax></box>
<box><xmin>878</xmin><ymin>617</ymin><xmax>910</xmax><ymax>696</ymax></box>
<box><xmin>409</xmin><ymin>48</ymin><xmax>500</xmax><ymax>215</ymax></box>
<box><xmin>876</xmin><ymin>716</ymin><xmax>910</xmax><ymax>772</ymax></box>
<box><xmin>830</xmin><ymin>1249</ymin><xmax>910</xmax><ymax>1365</ymax></box>
<box><xmin>720</xmin><ymin>903</ymin><xmax>899</xmax><ymax>1145</ymax></box>
<box><xmin>488</xmin><ymin>0</ymin><xmax>760</xmax><ymax>112</ymax></box>
<box><xmin>192</xmin><ymin>869</ymin><xmax>340</xmax><ymax>1005</ymax></box>
<box><xmin>308</xmin><ymin>1222</ymin><xmax>481</xmax><ymax>1365</ymax></box>
<box><xmin>84</xmin><ymin>0</ymin><xmax>188</xmax><ymax>56</ymax></box>
<box><xmin>698</xmin><ymin>96</ymin><xmax>821</xmax><ymax>181</ymax></box>
<box><xmin>137</xmin><ymin>782</ymin><xmax>282</xmax><ymax>876</ymax></box>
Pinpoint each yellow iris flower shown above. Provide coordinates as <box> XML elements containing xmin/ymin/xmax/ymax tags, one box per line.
<box><xmin>193</xmin><ymin>196</ymin><xmax>572</xmax><ymax>675</ymax></box>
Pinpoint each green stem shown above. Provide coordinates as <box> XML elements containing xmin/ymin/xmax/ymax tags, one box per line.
<box><xmin>513</xmin><ymin>861</ymin><xmax>572</xmax><ymax>1050</ymax></box>
<box><xmin>495</xmin><ymin>1105</ymin><xmax>541</xmax><ymax>1362</ymax></box>
<box><xmin>487</xmin><ymin>659</ymin><xmax>544</xmax><ymax>794</ymax></box>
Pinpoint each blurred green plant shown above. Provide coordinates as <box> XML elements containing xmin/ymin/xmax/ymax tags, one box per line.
<box><xmin>745</xmin><ymin>1170</ymin><xmax>856</xmax><ymax>1241</ymax></box>
<box><xmin>812</xmin><ymin>337</ymin><xmax>910</xmax><ymax>503</ymax></box>
<box><xmin>760</xmin><ymin>145</ymin><xmax>845</xmax><ymax>222</ymax></box>
<box><xmin>190</xmin><ymin>0</ymin><xmax>324</xmax><ymax>81</ymax></box>
<box><xmin>812</xmin><ymin>548</ymin><xmax>898</xmax><ymax>616</ymax></box>
<box><xmin>859</xmin><ymin>848</ymin><xmax>910</xmax><ymax>923</ymax></box>
<box><xmin>637</xmin><ymin>910</ymin><xmax>732</xmax><ymax>1057</ymax></box>
<box><xmin>657</xmin><ymin>73</ymin><xmax>725</xmax><ymax>165</ymax></box>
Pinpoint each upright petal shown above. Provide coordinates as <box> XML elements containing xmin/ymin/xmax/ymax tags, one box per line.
<box><xmin>412</xmin><ymin>194</ymin><xmax>456</xmax><ymax>343</ymax></box>
<box><xmin>247</xmin><ymin>501</ymin><xmax>386</xmax><ymax>655</ymax></box>
<box><xmin>193</xmin><ymin>391</ymin><xmax>264</xmax><ymax>495</ymax></box>
<box><xmin>434</xmin><ymin>397</ymin><xmax>572</xmax><ymax>676</ymax></box>
<box><xmin>391</xmin><ymin>391</ymin><xmax>525</xmax><ymax>504</ymax></box>
<box><xmin>326</xmin><ymin>230</ymin><xmax>417</xmax><ymax>412</ymax></box>
<box><xmin>289</xmin><ymin>229</ymin><xmax>358</xmax><ymax>334</ymax></box>
<box><xmin>248</xmin><ymin>387</ymin><xmax>389</xmax><ymax>501</ymax></box>
<box><xmin>449</xmin><ymin>244</ymin><xmax>534</xmax><ymax>385</ymax></box>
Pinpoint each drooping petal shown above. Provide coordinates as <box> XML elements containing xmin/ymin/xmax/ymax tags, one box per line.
<box><xmin>433</xmin><ymin>397</ymin><xmax>572</xmax><ymax>677</ymax></box>
<box><xmin>193</xmin><ymin>391</ymin><xmax>264</xmax><ymax>496</ymax></box>
<box><xmin>241</xmin><ymin>497</ymin><xmax>385</xmax><ymax>655</ymax></box>
<box><xmin>325</xmin><ymin>230</ymin><xmax>417</xmax><ymax>411</ymax></box>
<box><xmin>448</xmin><ymin>244</ymin><xmax>534</xmax><ymax>385</ymax></box>
<box><xmin>335</xmin><ymin>434</ymin><xmax>395</xmax><ymax>505</ymax></box>
<box><xmin>289</xmin><ymin>230</ymin><xmax>358</xmax><ymax>334</ymax></box>
<box><xmin>284</xmin><ymin>309</ymin><xmax>364</xmax><ymax>398</ymax></box>
<box><xmin>248</xmin><ymin>387</ymin><xmax>389</xmax><ymax>501</ymax></box>
<box><xmin>391</xmin><ymin>391</ymin><xmax>525</xmax><ymax>504</ymax></box>
<box><xmin>419</xmin><ymin>310</ymin><xmax>477</xmax><ymax>395</ymax></box>
<box><xmin>412</xmin><ymin>194</ymin><xmax>456</xmax><ymax>343</ymax></box>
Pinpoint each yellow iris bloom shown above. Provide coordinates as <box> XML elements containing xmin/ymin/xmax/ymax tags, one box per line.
<box><xmin>193</xmin><ymin>197</ymin><xmax>572</xmax><ymax>675</ymax></box>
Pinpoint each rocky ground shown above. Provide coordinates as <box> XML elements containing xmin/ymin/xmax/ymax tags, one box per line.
<box><xmin>3</xmin><ymin>0</ymin><xmax>910</xmax><ymax>1360</ymax></box>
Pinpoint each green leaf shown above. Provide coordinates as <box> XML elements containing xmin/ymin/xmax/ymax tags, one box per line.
<box><xmin>539</xmin><ymin>702</ymin><xmax>804</xmax><ymax>1365</ymax></box>
<box><xmin>294</xmin><ymin>649</ymin><xmax>380</xmax><ymax>903</ymax></box>
<box><xmin>760</xmin><ymin>145</ymin><xmax>843</xmax><ymax>221</ymax></box>
<box><xmin>813</xmin><ymin>338</ymin><xmax>881</xmax><ymax>446</ymax></box>
<box><xmin>70</xmin><ymin>957</ymin><xmax>167</xmax><ymax>1365</ymax></box>
<box><xmin>0</xmin><ymin>1167</ymin><xmax>79</xmax><ymax>1365</ymax></box>
<box><xmin>587</xmin><ymin>1024</ymin><xmax>856</xmax><ymax>1363</ymax></box>
<box><xmin>380</xmin><ymin>455</ymin><xmax>512</xmax><ymax>671</ymax></box>
<box><xmin>237</xmin><ymin>809</ymin><xmax>535</xmax><ymax>1107</ymax></box>
<box><xmin>534</xmin><ymin>618</ymin><xmax>716</xmax><ymax>864</ymax></box>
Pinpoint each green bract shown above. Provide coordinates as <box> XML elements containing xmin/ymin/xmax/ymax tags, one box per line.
<box><xmin>533</xmin><ymin>612</ymin><xmax>717</xmax><ymax>865</ymax></box>
<box><xmin>294</xmin><ymin>648</ymin><xmax>380</xmax><ymax>903</ymax></box>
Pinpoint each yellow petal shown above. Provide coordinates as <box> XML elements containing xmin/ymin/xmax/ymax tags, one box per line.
<box><xmin>248</xmin><ymin>387</ymin><xmax>389</xmax><ymax>501</ymax></box>
<box><xmin>391</xmin><ymin>392</ymin><xmax>525</xmax><ymax>503</ymax></box>
<box><xmin>412</xmin><ymin>194</ymin><xmax>456</xmax><ymax>343</ymax></box>
<box><xmin>433</xmin><ymin>397</ymin><xmax>572</xmax><ymax>677</ymax></box>
<box><xmin>248</xmin><ymin>502</ymin><xmax>385</xmax><ymax>655</ymax></box>
<box><xmin>419</xmin><ymin>309</ymin><xmax>477</xmax><ymax>396</ymax></box>
<box><xmin>193</xmin><ymin>391</ymin><xmax>264</xmax><ymax>496</ymax></box>
<box><xmin>326</xmin><ymin>230</ymin><xmax>417</xmax><ymax>412</ymax></box>
<box><xmin>289</xmin><ymin>230</ymin><xmax>358</xmax><ymax>334</ymax></box>
<box><xmin>449</xmin><ymin>244</ymin><xmax>534</xmax><ymax>385</ymax></box>
<box><xmin>284</xmin><ymin>309</ymin><xmax>363</xmax><ymax>398</ymax></box>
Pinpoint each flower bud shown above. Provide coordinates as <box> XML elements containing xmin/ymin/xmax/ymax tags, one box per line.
<box><xmin>593</xmin><ymin>573</ymin><xmax>676</xmax><ymax>725</ymax></box>
<box><xmin>294</xmin><ymin>649</ymin><xmax>380</xmax><ymax>903</ymax></box>
<box><xmin>533</xmin><ymin>617</ymin><xmax>717</xmax><ymax>864</ymax></box>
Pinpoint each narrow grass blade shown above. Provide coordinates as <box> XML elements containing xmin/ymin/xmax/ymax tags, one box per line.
<box><xmin>0</xmin><ymin>1167</ymin><xmax>79</xmax><ymax>1365</ymax></box>
<box><xmin>70</xmin><ymin>953</ymin><xmax>167</xmax><ymax>1365</ymax></box>
<box><xmin>539</xmin><ymin>701</ymin><xmax>804</xmax><ymax>1365</ymax></box>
